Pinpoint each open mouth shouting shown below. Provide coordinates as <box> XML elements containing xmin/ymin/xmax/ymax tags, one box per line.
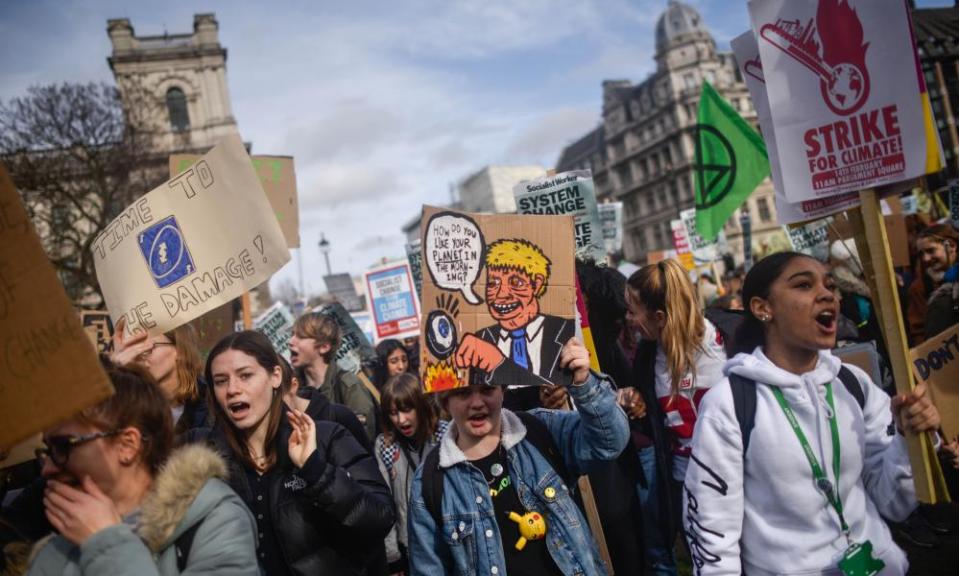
<box><xmin>227</xmin><ymin>401</ymin><xmax>252</xmax><ymax>422</ymax></box>
<box><xmin>467</xmin><ymin>411</ymin><xmax>491</xmax><ymax>432</ymax></box>
<box><xmin>397</xmin><ymin>422</ymin><xmax>416</xmax><ymax>437</ymax></box>
<box><xmin>813</xmin><ymin>309</ymin><xmax>837</xmax><ymax>336</ymax></box>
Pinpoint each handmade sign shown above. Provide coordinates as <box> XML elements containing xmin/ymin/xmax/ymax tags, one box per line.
<box><xmin>80</xmin><ymin>310</ymin><xmax>114</xmax><ymax>354</ymax></box>
<box><xmin>315</xmin><ymin>302</ymin><xmax>377</xmax><ymax>374</ymax></box>
<box><xmin>730</xmin><ymin>30</ymin><xmax>861</xmax><ymax>224</ymax></box>
<box><xmin>680</xmin><ymin>208</ymin><xmax>724</xmax><ymax>266</ymax></box>
<box><xmin>96</xmin><ymin>135</ymin><xmax>291</xmax><ymax>336</ymax></box>
<box><xmin>598</xmin><ymin>202</ymin><xmax>623</xmax><ymax>255</ymax></box>
<box><xmin>749</xmin><ymin>0</ymin><xmax>943</xmax><ymax>202</ymax></box>
<box><xmin>670</xmin><ymin>219</ymin><xmax>696</xmax><ymax>271</ymax></box>
<box><xmin>514</xmin><ymin>170</ymin><xmax>604</xmax><ymax>262</ymax></box>
<box><xmin>323</xmin><ymin>273</ymin><xmax>363</xmax><ymax>312</ymax></box>
<box><xmin>254</xmin><ymin>302</ymin><xmax>294</xmax><ymax>360</ymax></box>
<box><xmin>170</xmin><ymin>153</ymin><xmax>300</xmax><ymax>247</ymax></box>
<box><xmin>363</xmin><ymin>261</ymin><xmax>421</xmax><ymax>343</ymax></box>
<box><xmin>419</xmin><ymin>206</ymin><xmax>576</xmax><ymax>393</ymax></box>
<box><xmin>0</xmin><ymin>164</ymin><xmax>113</xmax><ymax>449</ymax></box>
<box><xmin>406</xmin><ymin>241</ymin><xmax>423</xmax><ymax>297</ymax></box>
<box><xmin>910</xmin><ymin>323</ymin><xmax>959</xmax><ymax>442</ymax></box>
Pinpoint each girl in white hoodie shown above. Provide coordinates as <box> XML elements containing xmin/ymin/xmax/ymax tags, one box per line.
<box><xmin>684</xmin><ymin>251</ymin><xmax>941</xmax><ymax>575</ymax></box>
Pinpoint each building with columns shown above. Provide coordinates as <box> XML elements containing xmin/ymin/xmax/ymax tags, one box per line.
<box><xmin>107</xmin><ymin>13</ymin><xmax>240</xmax><ymax>153</ymax></box>
<box><xmin>557</xmin><ymin>1</ymin><xmax>783</xmax><ymax>265</ymax></box>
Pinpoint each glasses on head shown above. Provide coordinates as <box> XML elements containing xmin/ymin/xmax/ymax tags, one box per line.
<box><xmin>137</xmin><ymin>341</ymin><xmax>174</xmax><ymax>360</ymax></box>
<box><xmin>35</xmin><ymin>430</ymin><xmax>120</xmax><ymax>467</ymax></box>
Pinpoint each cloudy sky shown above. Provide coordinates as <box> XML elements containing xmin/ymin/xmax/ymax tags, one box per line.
<box><xmin>1</xmin><ymin>0</ymin><xmax>950</xmax><ymax>297</ymax></box>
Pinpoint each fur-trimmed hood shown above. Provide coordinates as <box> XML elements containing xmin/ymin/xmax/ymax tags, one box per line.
<box><xmin>831</xmin><ymin>259</ymin><xmax>871</xmax><ymax>298</ymax></box>
<box><xmin>137</xmin><ymin>443</ymin><xmax>229</xmax><ymax>552</ymax></box>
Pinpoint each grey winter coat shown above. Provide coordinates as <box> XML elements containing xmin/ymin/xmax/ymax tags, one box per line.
<box><xmin>27</xmin><ymin>444</ymin><xmax>258</xmax><ymax>576</ymax></box>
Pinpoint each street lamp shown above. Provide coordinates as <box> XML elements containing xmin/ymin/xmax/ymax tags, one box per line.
<box><xmin>318</xmin><ymin>233</ymin><xmax>331</xmax><ymax>276</ymax></box>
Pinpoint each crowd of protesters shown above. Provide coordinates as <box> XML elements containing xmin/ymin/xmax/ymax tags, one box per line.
<box><xmin>3</xmin><ymin>217</ymin><xmax>959</xmax><ymax>576</ymax></box>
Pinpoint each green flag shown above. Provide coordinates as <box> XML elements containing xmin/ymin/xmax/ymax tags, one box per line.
<box><xmin>694</xmin><ymin>80</ymin><xmax>770</xmax><ymax>241</ymax></box>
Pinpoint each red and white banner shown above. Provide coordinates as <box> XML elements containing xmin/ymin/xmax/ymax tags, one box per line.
<box><xmin>748</xmin><ymin>0</ymin><xmax>942</xmax><ymax>203</ymax></box>
<box><xmin>731</xmin><ymin>30</ymin><xmax>861</xmax><ymax>224</ymax></box>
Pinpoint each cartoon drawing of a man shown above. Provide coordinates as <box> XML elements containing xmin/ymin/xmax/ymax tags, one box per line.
<box><xmin>454</xmin><ymin>239</ymin><xmax>574</xmax><ymax>393</ymax></box>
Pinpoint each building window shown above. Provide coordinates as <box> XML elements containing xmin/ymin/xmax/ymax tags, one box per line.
<box><xmin>646</xmin><ymin>194</ymin><xmax>656</xmax><ymax>214</ymax></box>
<box><xmin>166</xmin><ymin>87</ymin><xmax>190</xmax><ymax>132</ymax></box>
<box><xmin>684</xmin><ymin>73</ymin><xmax>696</xmax><ymax>90</ymax></box>
<box><xmin>757</xmin><ymin>197</ymin><xmax>772</xmax><ymax>223</ymax></box>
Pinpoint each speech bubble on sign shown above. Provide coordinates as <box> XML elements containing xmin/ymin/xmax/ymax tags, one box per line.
<box><xmin>424</xmin><ymin>212</ymin><xmax>485</xmax><ymax>305</ymax></box>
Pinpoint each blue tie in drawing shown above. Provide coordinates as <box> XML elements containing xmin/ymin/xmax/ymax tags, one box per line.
<box><xmin>137</xmin><ymin>215</ymin><xmax>196</xmax><ymax>289</ymax></box>
<box><xmin>510</xmin><ymin>328</ymin><xmax>530</xmax><ymax>370</ymax></box>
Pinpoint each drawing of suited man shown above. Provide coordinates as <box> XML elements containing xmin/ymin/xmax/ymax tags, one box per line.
<box><xmin>454</xmin><ymin>239</ymin><xmax>574</xmax><ymax>401</ymax></box>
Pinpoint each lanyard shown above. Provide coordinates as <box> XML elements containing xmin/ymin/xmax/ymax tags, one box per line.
<box><xmin>770</xmin><ymin>382</ymin><xmax>850</xmax><ymax>541</ymax></box>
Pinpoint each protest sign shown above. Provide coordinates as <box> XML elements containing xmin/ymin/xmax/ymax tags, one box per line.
<box><xmin>749</xmin><ymin>0</ymin><xmax>943</xmax><ymax>202</ymax></box>
<box><xmin>96</xmin><ymin>135</ymin><xmax>291</xmax><ymax>337</ymax></box>
<box><xmin>0</xmin><ymin>164</ymin><xmax>113</xmax><ymax>449</ymax></box>
<box><xmin>80</xmin><ymin>310</ymin><xmax>114</xmax><ymax>354</ymax></box>
<box><xmin>680</xmin><ymin>208</ymin><xmax>724</xmax><ymax>266</ymax></box>
<box><xmin>364</xmin><ymin>261</ymin><xmax>421</xmax><ymax>343</ymax></box>
<box><xmin>170</xmin><ymin>154</ymin><xmax>300</xmax><ymax>248</ymax></box>
<box><xmin>254</xmin><ymin>302</ymin><xmax>294</xmax><ymax>360</ymax></box>
<box><xmin>351</xmin><ymin>311</ymin><xmax>376</xmax><ymax>345</ymax></box>
<box><xmin>406</xmin><ymin>240</ymin><xmax>423</xmax><ymax>297</ymax></box>
<box><xmin>323</xmin><ymin>273</ymin><xmax>363</xmax><ymax>312</ymax></box>
<box><xmin>950</xmin><ymin>185</ymin><xmax>959</xmax><ymax>229</ymax></box>
<box><xmin>315</xmin><ymin>302</ymin><xmax>377</xmax><ymax>374</ymax></box>
<box><xmin>419</xmin><ymin>206</ymin><xmax>576</xmax><ymax>393</ymax></box>
<box><xmin>786</xmin><ymin>218</ymin><xmax>831</xmax><ymax>261</ymax></box>
<box><xmin>514</xmin><ymin>170</ymin><xmax>605</xmax><ymax>262</ymax></box>
<box><xmin>731</xmin><ymin>30</ymin><xmax>862</xmax><ymax>224</ymax></box>
<box><xmin>670</xmin><ymin>219</ymin><xmax>696</xmax><ymax>271</ymax></box>
<box><xmin>189</xmin><ymin>300</ymin><xmax>236</xmax><ymax>359</ymax></box>
<box><xmin>598</xmin><ymin>202</ymin><xmax>623</xmax><ymax>255</ymax></box>
<box><xmin>910</xmin><ymin>323</ymin><xmax>959</xmax><ymax>443</ymax></box>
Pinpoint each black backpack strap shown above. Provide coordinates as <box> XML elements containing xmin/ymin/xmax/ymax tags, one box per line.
<box><xmin>728</xmin><ymin>373</ymin><xmax>757</xmax><ymax>456</ymax></box>
<box><xmin>421</xmin><ymin>447</ymin><xmax>444</xmax><ymax>529</ymax></box>
<box><xmin>516</xmin><ymin>411</ymin><xmax>569</xmax><ymax>483</ymax></box>
<box><xmin>837</xmin><ymin>365</ymin><xmax>865</xmax><ymax>410</ymax></box>
<box><xmin>174</xmin><ymin>521</ymin><xmax>202</xmax><ymax>573</ymax></box>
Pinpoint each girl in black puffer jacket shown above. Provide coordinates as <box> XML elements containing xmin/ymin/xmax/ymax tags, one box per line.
<box><xmin>205</xmin><ymin>331</ymin><xmax>395</xmax><ymax>576</ymax></box>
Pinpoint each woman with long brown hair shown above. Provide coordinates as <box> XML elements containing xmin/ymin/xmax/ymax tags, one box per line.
<box><xmin>374</xmin><ymin>373</ymin><xmax>448</xmax><ymax>573</ymax></box>
<box><xmin>205</xmin><ymin>330</ymin><xmax>394</xmax><ymax>576</ymax></box>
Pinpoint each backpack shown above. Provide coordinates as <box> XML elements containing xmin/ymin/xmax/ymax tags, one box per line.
<box><xmin>174</xmin><ymin>521</ymin><xmax>202</xmax><ymax>573</ymax></box>
<box><xmin>421</xmin><ymin>411</ymin><xmax>568</xmax><ymax>527</ymax></box>
<box><xmin>730</xmin><ymin>365</ymin><xmax>864</xmax><ymax>454</ymax></box>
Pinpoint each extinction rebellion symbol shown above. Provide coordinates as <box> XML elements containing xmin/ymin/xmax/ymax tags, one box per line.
<box><xmin>694</xmin><ymin>124</ymin><xmax>736</xmax><ymax>210</ymax></box>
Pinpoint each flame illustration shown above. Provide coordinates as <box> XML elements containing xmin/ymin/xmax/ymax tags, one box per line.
<box><xmin>424</xmin><ymin>360</ymin><xmax>461</xmax><ymax>393</ymax></box>
<box><xmin>817</xmin><ymin>0</ymin><xmax>868</xmax><ymax>71</ymax></box>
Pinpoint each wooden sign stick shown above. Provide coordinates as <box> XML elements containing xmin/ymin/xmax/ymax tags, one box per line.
<box><xmin>850</xmin><ymin>189</ymin><xmax>948</xmax><ymax>503</ymax></box>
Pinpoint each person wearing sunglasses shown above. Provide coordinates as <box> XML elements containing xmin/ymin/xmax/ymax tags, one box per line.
<box><xmin>26</xmin><ymin>362</ymin><xmax>259</xmax><ymax>576</ymax></box>
<box><xmin>110</xmin><ymin>317</ymin><xmax>212</xmax><ymax>437</ymax></box>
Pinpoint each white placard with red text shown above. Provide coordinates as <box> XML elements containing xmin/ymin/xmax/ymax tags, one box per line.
<box><xmin>748</xmin><ymin>0</ymin><xmax>942</xmax><ymax>203</ymax></box>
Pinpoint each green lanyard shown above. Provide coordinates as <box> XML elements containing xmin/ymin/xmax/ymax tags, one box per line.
<box><xmin>770</xmin><ymin>382</ymin><xmax>850</xmax><ymax>541</ymax></box>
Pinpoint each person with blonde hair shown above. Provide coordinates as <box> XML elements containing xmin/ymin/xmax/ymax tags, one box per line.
<box><xmin>110</xmin><ymin>318</ymin><xmax>211</xmax><ymax>436</ymax></box>
<box><xmin>623</xmin><ymin>258</ymin><xmax>727</xmax><ymax>574</ymax></box>
<box><xmin>454</xmin><ymin>238</ymin><xmax>574</xmax><ymax>410</ymax></box>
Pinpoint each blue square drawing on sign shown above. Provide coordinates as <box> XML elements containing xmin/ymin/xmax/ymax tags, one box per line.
<box><xmin>137</xmin><ymin>216</ymin><xmax>196</xmax><ymax>288</ymax></box>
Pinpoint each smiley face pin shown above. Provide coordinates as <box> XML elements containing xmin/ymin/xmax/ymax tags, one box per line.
<box><xmin>544</xmin><ymin>486</ymin><xmax>556</xmax><ymax>501</ymax></box>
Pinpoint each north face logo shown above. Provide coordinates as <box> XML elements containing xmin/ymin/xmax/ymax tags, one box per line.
<box><xmin>284</xmin><ymin>475</ymin><xmax>307</xmax><ymax>491</ymax></box>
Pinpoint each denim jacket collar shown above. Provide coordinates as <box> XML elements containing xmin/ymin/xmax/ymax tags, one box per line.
<box><xmin>438</xmin><ymin>408</ymin><xmax>526</xmax><ymax>468</ymax></box>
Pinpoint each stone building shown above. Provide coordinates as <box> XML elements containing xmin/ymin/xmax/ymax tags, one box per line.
<box><xmin>557</xmin><ymin>1</ymin><xmax>783</xmax><ymax>265</ymax></box>
<box><xmin>107</xmin><ymin>13</ymin><xmax>240</xmax><ymax>153</ymax></box>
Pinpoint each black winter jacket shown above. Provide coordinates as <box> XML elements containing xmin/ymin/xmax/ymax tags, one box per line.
<box><xmin>212</xmin><ymin>407</ymin><xmax>395</xmax><ymax>576</ymax></box>
<box><xmin>297</xmin><ymin>385</ymin><xmax>372</xmax><ymax>452</ymax></box>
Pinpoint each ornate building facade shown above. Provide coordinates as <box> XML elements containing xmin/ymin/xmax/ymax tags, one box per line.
<box><xmin>557</xmin><ymin>1</ymin><xmax>783</xmax><ymax>264</ymax></box>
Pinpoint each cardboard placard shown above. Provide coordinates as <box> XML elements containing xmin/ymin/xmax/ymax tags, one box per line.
<box><xmin>254</xmin><ymin>302</ymin><xmax>294</xmax><ymax>360</ymax></box>
<box><xmin>363</xmin><ymin>261</ymin><xmax>421</xmax><ymax>343</ymax></box>
<box><xmin>730</xmin><ymin>30</ymin><xmax>862</xmax><ymax>224</ymax></box>
<box><xmin>0</xmin><ymin>164</ymin><xmax>113</xmax><ymax>449</ymax></box>
<box><xmin>749</xmin><ymin>0</ymin><xmax>943</xmax><ymax>202</ymax></box>
<box><xmin>323</xmin><ymin>273</ymin><xmax>363</xmax><ymax>312</ymax></box>
<box><xmin>419</xmin><ymin>206</ymin><xmax>576</xmax><ymax>393</ymax></box>
<box><xmin>514</xmin><ymin>170</ymin><xmax>605</xmax><ymax>262</ymax></box>
<box><xmin>96</xmin><ymin>135</ymin><xmax>291</xmax><ymax>337</ymax></box>
<box><xmin>189</xmin><ymin>300</ymin><xmax>236</xmax><ymax>360</ymax></box>
<box><xmin>170</xmin><ymin>154</ymin><xmax>300</xmax><ymax>248</ymax></box>
<box><xmin>80</xmin><ymin>310</ymin><xmax>114</xmax><ymax>354</ymax></box>
<box><xmin>598</xmin><ymin>202</ymin><xmax>624</xmax><ymax>255</ymax></box>
<box><xmin>315</xmin><ymin>302</ymin><xmax>377</xmax><ymax>374</ymax></box>
<box><xmin>910</xmin><ymin>323</ymin><xmax>959</xmax><ymax>442</ymax></box>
